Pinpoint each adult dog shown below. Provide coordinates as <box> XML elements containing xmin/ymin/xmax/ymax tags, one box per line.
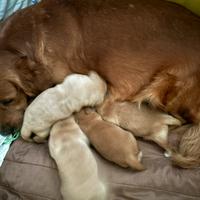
<box><xmin>0</xmin><ymin>0</ymin><xmax>200</xmax><ymax>167</ymax></box>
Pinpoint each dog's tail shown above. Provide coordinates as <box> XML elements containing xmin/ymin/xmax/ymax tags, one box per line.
<box><xmin>171</xmin><ymin>152</ymin><xmax>199</xmax><ymax>168</ymax></box>
<box><xmin>171</xmin><ymin>124</ymin><xmax>200</xmax><ymax>168</ymax></box>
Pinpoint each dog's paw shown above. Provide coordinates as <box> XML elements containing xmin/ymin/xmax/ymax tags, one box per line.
<box><xmin>76</xmin><ymin>108</ymin><xmax>95</xmax><ymax>121</ymax></box>
<box><xmin>164</xmin><ymin>150</ymin><xmax>172</xmax><ymax>158</ymax></box>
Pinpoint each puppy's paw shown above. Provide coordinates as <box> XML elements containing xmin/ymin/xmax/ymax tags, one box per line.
<box><xmin>33</xmin><ymin>136</ymin><xmax>47</xmax><ymax>143</ymax></box>
<box><xmin>21</xmin><ymin>126</ymin><xmax>34</xmax><ymax>142</ymax></box>
<box><xmin>33</xmin><ymin>129</ymin><xmax>50</xmax><ymax>143</ymax></box>
<box><xmin>76</xmin><ymin>108</ymin><xmax>97</xmax><ymax>122</ymax></box>
<box><xmin>84</xmin><ymin>107</ymin><xmax>95</xmax><ymax>114</ymax></box>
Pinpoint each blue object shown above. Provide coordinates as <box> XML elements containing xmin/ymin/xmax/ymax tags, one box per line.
<box><xmin>0</xmin><ymin>0</ymin><xmax>40</xmax><ymax>21</ymax></box>
<box><xmin>0</xmin><ymin>130</ymin><xmax>20</xmax><ymax>167</ymax></box>
<box><xmin>3</xmin><ymin>130</ymin><xmax>20</xmax><ymax>144</ymax></box>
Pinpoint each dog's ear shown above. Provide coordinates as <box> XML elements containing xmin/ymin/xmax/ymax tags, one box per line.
<box><xmin>14</xmin><ymin>56</ymin><xmax>54</xmax><ymax>96</ymax></box>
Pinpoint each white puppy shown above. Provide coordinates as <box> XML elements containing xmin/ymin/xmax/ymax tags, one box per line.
<box><xmin>21</xmin><ymin>71</ymin><xmax>107</xmax><ymax>143</ymax></box>
<box><xmin>49</xmin><ymin>117</ymin><xmax>107</xmax><ymax>200</ymax></box>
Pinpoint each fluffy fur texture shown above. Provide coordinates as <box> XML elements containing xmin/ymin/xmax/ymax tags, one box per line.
<box><xmin>98</xmin><ymin>101</ymin><xmax>181</xmax><ymax>153</ymax></box>
<box><xmin>21</xmin><ymin>72</ymin><xmax>107</xmax><ymax>142</ymax></box>
<box><xmin>76</xmin><ymin>108</ymin><xmax>144</xmax><ymax>171</ymax></box>
<box><xmin>1</xmin><ymin>0</ymin><xmax>200</xmax><ymax>168</ymax></box>
<box><xmin>49</xmin><ymin>117</ymin><xmax>107</xmax><ymax>200</ymax></box>
<box><xmin>171</xmin><ymin>124</ymin><xmax>200</xmax><ymax>168</ymax></box>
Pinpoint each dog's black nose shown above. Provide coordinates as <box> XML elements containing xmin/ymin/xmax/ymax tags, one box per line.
<box><xmin>0</xmin><ymin>125</ymin><xmax>16</xmax><ymax>135</ymax></box>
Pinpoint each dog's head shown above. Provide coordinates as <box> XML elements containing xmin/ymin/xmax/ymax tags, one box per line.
<box><xmin>0</xmin><ymin>50</ymin><xmax>54</xmax><ymax>134</ymax></box>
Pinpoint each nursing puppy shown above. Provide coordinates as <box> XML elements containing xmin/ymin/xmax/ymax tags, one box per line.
<box><xmin>98</xmin><ymin>101</ymin><xmax>181</xmax><ymax>154</ymax></box>
<box><xmin>76</xmin><ymin>108</ymin><xmax>144</xmax><ymax>171</ymax></box>
<box><xmin>21</xmin><ymin>72</ymin><xmax>107</xmax><ymax>142</ymax></box>
<box><xmin>49</xmin><ymin>117</ymin><xmax>107</xmax><ymax>200</ymax></box>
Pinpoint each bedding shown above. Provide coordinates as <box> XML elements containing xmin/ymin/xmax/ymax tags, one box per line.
<box><xmin>0</xmin><ymin>127</ymin><xmax>200</xmax><ymax>200</ymax></box>
<box><xmin>167</xmin><ymin>0</ymin><xmax>200</xmax><ymax>16</ymax></box>
<box><xmin>0</xmin><ymin>0</ymin><xmax>40</xmax><ymax>21</ymax></box>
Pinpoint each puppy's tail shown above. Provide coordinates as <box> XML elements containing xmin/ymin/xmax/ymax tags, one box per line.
<box><xmin>171</xmin><ymin>152</ymin><xmax>199</xmax><ymax>168</ymax></box>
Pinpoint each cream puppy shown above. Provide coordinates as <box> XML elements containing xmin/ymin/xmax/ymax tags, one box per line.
<box><xmin>21</xmin><ymin>72</ymin><xmax>107</xmax><ymax>142</ymax></box>
<box><xmin>98</xmin><ymin>101</ymin><xmax>181</xmax><ymax>154</ymax></box>
<box><xmin>76</xmin><ymin>108</ymin><xmax>144</xmax><ymax>171</ymax></box>
<box><xmin>49</xmin><ymin>117</ymin><xmax>107</xmax><ymax>200</ymax></box>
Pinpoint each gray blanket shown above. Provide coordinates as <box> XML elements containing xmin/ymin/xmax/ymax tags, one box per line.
<box><xmin>0</xmin><ymin>127</ymin><xmax>200</xmax><ymax>200</ymax></box>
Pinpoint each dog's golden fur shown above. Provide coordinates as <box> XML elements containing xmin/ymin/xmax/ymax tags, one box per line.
<box><xmin>0</xmin><ymin>0</ymin><xmax>200</xmax><ymax>167</ymax></box>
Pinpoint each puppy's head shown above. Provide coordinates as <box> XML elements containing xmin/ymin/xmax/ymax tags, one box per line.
<box><xmin>0</xmin><ymin>50</ymin><xmax>54</xmax><ymax>134</ymax></box>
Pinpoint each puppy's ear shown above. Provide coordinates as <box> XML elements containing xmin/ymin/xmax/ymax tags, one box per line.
<box><xmin>14</xmin><ymin>56</ymin><xmax>54</xmax><ymax>96</ymax></box>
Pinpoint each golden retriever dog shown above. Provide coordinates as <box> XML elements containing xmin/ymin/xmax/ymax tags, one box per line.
<box><xmin>0</xmin><ymin>0</ymin><xmax>200</xmax><ymax>168</ymax></box>
<box><xmin>98</xmin><ymin>101</ymin><xmax>181</xmax><ymax>154</ymax></box>
<box><xmin>49</xmin><ymin>117</ymin><xmax>107</xmax><ymax>200</ymax></box>
<box><xmin>76</xmin><ymin>108</ymin><xmax>144</xmax><ymax>171</ymax></box>
<box><xmin>21</xmin><ymin>71</ymin><xmax>107</xmax><ymax>142</ymax></box>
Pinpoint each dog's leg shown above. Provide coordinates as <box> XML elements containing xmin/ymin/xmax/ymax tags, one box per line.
<box><xmin>97</xmin><ymin>99</ymin><xmax>181</xmax><ymax>153</ymax></box>
<box><xmin>144</xmin><ymin>125</ymin><xmax>171</xmax><ymax>154</ymax></box>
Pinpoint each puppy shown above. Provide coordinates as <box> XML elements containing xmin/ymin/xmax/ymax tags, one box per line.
<box><xmin>76</xmin><ymin>108</ymin><xmax>144</xmax><ymax>171</ymax></box>
<box><xmin>49</xmin><ymin>117</ymin><xmax>107</xmax><ymax>200</ymax></box>
<box><xmin>98</xmin><ymin>101</ymin><xmax>181</xmax><ymax>154</ymax></box>
<box><xmin>21</xmin><ymin>72</ymin><xmax>107</xmax><ymax>142</ymax></box>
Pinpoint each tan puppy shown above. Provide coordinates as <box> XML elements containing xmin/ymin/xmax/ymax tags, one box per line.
<box><xmin>76</xmin><ymin>108</ymin><xmax>144</xmax><ymax>171</ymax></box>
<box><xmin>49</xmin><ymin>117</ymin><xmax>107</xmax><ymax>200</ymax></box>
<box><xmin>21</xmin><ymin>72</ymin><xmax>107</xmax><ymax>143</ymax></box>
<box><xmin>98</xmin><ymin>101</ymin><xmax>181</xmax><ymax>154</ymax></box>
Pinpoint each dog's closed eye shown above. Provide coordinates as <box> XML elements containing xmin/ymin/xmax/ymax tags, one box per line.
<box><xmin>0</xmin><ymin>98</ymin><xmax>14</xmax><ymax>106</ymax></box>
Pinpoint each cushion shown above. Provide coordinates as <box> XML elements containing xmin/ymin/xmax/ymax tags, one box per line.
<box><xmin>0</xmin><ymin>127</ymin><xmax>200</xmax><ymax>200</ymax></box>
<box><xmin>167</xmin><ymin>0</ymin><xmax>200</xmax><ymax>16</ymax></box>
